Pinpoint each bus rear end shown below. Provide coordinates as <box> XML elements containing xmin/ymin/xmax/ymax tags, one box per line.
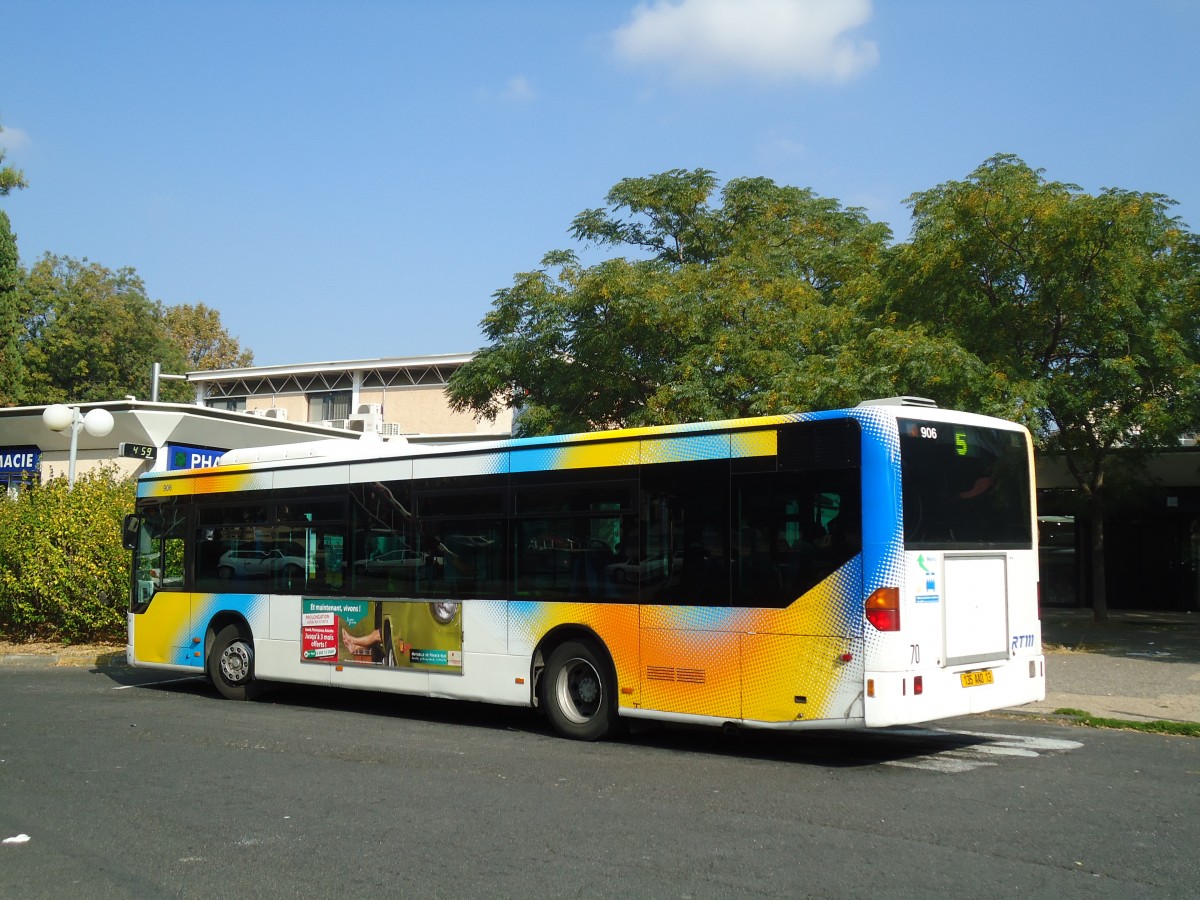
<box><xmin>862</xmin><ymin>412</ymin><xmax>1045</xmax><ymax>726</ymax></box>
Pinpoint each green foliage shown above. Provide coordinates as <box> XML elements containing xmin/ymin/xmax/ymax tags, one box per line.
<box><xmin>1054</xmin><ymin>709</ymin><xmax>1200</xmax><ymax>736</ymax></box>
<box><xmin>163</xmin><ymin>301</ymin><xmax>254</xmax><ymax>370</ymax></box>
<box><xmin>0</xmin><ymin>210</ymin><xmax>24</xmax><ymax>405</ymax></box>
<box><xmin>7</xmin><ymin>256</ymin><xmax>254</xmax><ymax>404</ymax></box>
<box><xmin>0</xmin><ymin>467</ymin><xmax>134</xmax><ymax>642</ymax></box>
<box><xmin>570</xmin><ymin>168</ymin><xmax>722</xmax><ymax>265</ymax></box>
<box><xmin>18</xmin><ymin>254</ymin><xmax>192</xmax><ymax>403</ymax></box>
<box><xmin>883</xmin><ymin>154</ymin><xmax>1200</xmax><ymax>477</ymax></box>
<box><xmin>449</xmin><ymin>169</ymin><xmax>956</xmax><ymax>436</ymax></box>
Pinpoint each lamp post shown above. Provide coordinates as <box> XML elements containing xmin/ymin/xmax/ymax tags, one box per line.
<box><xmin>42</xmin><ymin>404</ymin><xmax>115</xmax><ymax>489</ymax></box>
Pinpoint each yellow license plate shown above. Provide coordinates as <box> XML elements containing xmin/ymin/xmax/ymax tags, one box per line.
<box><xmin>960</xmin><ymin>669</ymin><xmax>994</xmax><ymax>688</ymax></box>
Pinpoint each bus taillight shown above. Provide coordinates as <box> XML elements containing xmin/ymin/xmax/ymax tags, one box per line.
<box><xmin>865</xmin><ymin>587</ymin><xmax>900</xmax><ymax>631</ymax></box>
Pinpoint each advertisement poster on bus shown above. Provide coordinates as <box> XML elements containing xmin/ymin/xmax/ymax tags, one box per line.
<box><xmin>300</xmin><ymin>598</ymin><xmax>463</xmax><ymax>673</ymax></box>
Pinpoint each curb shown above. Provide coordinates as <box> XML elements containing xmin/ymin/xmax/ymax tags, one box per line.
<box><xmin>0</xmin><ymin>649</ymin><xmax>127</xmax><ymax>669</ymax></box>
<box><xmin>1000</xmin><ymin>702</ymin><xmax>1200</xmax><ymax>729</ymax></box>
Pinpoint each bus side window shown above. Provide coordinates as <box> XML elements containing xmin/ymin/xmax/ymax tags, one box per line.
<box><xmin>273</xmin><ymin>494</ymin><xmax>347</xmax><ymax>594</ymax></box>
<box><xmin>349</xmin><ymin>481</ymin><xmax>415</xmax><ymax>596</ymax></box>
<box><xmin>193</xmin><ymin>503</ymin><xmax>270</xmax><ymax>592</ymax></box>
<box><xmin>511</xmin><ymin>472</ymin><xmax>634</xmax><ymax>602</ymax></box>
<box><xmin>269</xmin><ymin>524</ymin><xmax>346</xmax><ymax>593</ymax></box>
<box><xmin>640</xmin><ymin>459</ymin><xmax>731</xmax><ymax>608</ymax></box>
<box><xmin>732</xmin><ymin>473</ymin><xmax>860</xmax><ymax>607</ymax></box>
<box><xmin>416</xmin><ymin>516</ymin><xmax>506</xmax><ymax>599</ymax></box>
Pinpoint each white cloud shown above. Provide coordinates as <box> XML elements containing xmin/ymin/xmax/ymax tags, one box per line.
<box><xmin>613</xmin><ymin>0</ymin><xmax>878</xmax><ymax>84</ymax></box>
<box><xmin>0</xmin><ymin>124</ymin><xmax>30</xmax><ymax>151</ymax></box>
<box><xmin>503</xmin><ymin>75</ymin><xmax>535</xmax><ymax>102</ymax></box>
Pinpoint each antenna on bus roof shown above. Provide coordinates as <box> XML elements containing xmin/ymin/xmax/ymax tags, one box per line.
<box><xmin>856</xmin><ymin>396</ymin><xmax>938</xmax><ymax>408</ymax></box>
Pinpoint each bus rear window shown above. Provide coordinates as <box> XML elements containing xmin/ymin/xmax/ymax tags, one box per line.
<box><xmin>898</xmin><ymin>419</ymin><xmax>1033</xmax><ymax>550</ymax></box>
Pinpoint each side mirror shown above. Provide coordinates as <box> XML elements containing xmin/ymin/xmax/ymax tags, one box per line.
<box><xmin>122</xmin><ymin>514</ymin><xmax>142</xmax><ymax>551</ymax></box>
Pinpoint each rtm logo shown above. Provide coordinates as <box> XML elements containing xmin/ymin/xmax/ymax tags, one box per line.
<box><xmin>1011</xmin><ymin>634</ymin><xmax>1036</xmax><ymax>651</ymax></box>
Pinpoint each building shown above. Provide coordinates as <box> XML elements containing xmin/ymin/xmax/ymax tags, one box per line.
<box><xmin>0</xmin><ymin>353</ymin><xmax>511</xmax><ymax>489</ymax></box>
<box><xmin>187</xmin><ymin>353</ymin><xmax>512</xmax><ymax>439</ymax></box>
<box><xmin>0</xmin><ymin>400</ymin><xmax>355</xmax><ymax>491</ymax></box>
<box><xmin>1036</xmin><ymin>448</ymin><xmax>1200</xmax><ymax>612</ymax></box>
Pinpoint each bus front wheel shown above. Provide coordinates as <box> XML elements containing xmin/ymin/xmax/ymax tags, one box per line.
<box><xmin>208</xmin><ymin>623</ymin><xmax>260</xmax><ymax>701</ymax></box>
<box><xmin>543</xmin><ymin>639</ymin><xmax>616</xmax><ymax>741</ymax></box>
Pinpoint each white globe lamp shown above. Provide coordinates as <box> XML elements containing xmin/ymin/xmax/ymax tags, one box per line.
<box><xmin>42</xmin><ymin>404</ymin><xmax>115</xmax><ymax>489</ymax></box>
<box><xmin>83</xmin><ymin>408</ymin><xmax>115</xmax><ymax>437</ymax></box>
<box><xmin>42</xmin><ymin>404</ymin><xmax>74</xmax><ymax>432</ymax></box>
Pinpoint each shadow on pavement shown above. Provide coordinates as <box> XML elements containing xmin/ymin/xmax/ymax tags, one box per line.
<box><xmin>1041</xmin><ymin>608</ymin><xmax>1200</xmax><ymax>664</ymax></box>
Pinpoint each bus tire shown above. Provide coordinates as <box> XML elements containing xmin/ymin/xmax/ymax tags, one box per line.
<box><xmin>208</xmin><ymin>623</ymin><xmax>260</xmax><ymax>701</ymax></box>
<box><xmin>543</xmin><ymin>639</ymin><xmax>617</xmax><ymax>741</ymax></box>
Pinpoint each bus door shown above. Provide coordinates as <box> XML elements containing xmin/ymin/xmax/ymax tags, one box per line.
<box><xmin>128</xmin><ymin>504</ymin><xmax>197</xmax><ymax>667</ymax></box>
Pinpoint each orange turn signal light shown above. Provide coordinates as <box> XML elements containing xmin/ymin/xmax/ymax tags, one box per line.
<box><xmin>865</xmin><ymin>587</ymin><xmax>900</xmax><ymax>631</ymax></box>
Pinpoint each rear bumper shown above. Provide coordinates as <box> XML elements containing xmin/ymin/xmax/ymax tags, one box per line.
<box><xmin>864</xmin><ymin>655</ymin><xmax>1046</xmax><ymax>727</ymax></box>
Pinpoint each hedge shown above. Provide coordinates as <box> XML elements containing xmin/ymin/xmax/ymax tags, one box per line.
<box><xmin>0</xmin><ymin>467</ymin><xmax>134</xmax><ymax>643</ymax></box>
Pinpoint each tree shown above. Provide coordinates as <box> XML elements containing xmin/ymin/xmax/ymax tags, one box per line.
<box><xmin>0</xmin><ymin>211</ymin><xmax>24</xmax><ymax>405</ymax></box>
<box><xmin>0</xmin><ymin>119</ymin><xmax>29</xmax><ymax>406</ymax></box>
<box><xmin>163</xmin><ymin>302</ymin><xmax>254</xmax><ymax>370</ymax></box>
<box><xmin>882</xmin><ymin>155</ymin><xmax>1200</xmax><ymax>622</ymax></box>
<box><xmin>18</xmin><ymin>254</ymin><xmax>191</xmax><ymax>403</ymax></box>
<box><xmin>449</xmin><ymin>169</ymin><xmax>979</xmax><ymax>436</ymax></box>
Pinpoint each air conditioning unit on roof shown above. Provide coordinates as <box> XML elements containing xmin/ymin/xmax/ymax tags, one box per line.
<box><xmin>323</xmin><ymin>419</ymin><xmax>349</xmax><ymax>430</ymax></box>
<box><xmin>348</xmin><ymin>410</ymin><xmax>383</xmax><ymax>433</ymax></box>
<box><xmin>357</xmin><ymin>403</ymin><xmax>382</xmax><ymax>416</ymax></box>
<box><xmin>263</xmin><ymin>408</ymin><xmax>288</xmax><ymax>420</ymax></box>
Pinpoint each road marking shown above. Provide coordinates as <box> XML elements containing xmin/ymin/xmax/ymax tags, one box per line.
<box><xmin>951</xmin><ymin>729</ymin><xmax>1084</xmax><ymax>753</ymax></box>
<box><xmin>882</xmin><ymin>728</ymin><xmax>1083</xmax><ymax>773</ymax></box>
<box><xmin>964</xmin><ymin>744</ymin><xmax>1039</xmax><ymax>758</ymax></box>
<box><xmin>887</xmin><ymin>756</ymin><xmax>992</xmax><ymax>773</ymax></box>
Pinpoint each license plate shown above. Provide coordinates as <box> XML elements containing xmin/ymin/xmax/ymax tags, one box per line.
<box><xmin>960</xmin><ymin>669</ymin><xmax>994</xmax><ymax>688</ymax></box>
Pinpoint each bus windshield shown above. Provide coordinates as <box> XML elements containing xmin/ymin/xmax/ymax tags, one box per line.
<box><xmin>898</xmin><ymin>419</ymin><xmax>1032</xmax><ymax>550</ymax></box>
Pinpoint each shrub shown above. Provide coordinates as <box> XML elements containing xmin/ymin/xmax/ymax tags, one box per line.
<box><xmin>0</xmin><ymin>467</ymin><xmax>134</xmax><ymax>643</ymax></box>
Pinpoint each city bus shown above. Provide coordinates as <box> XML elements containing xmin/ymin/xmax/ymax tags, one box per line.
<box><xmin>123</xmin><ymin>397</ymin><xmax>1045</xmax><ymax>740</ymax></box>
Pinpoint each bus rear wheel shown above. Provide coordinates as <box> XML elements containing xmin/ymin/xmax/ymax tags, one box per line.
<box><xmin>208</xmin><ymin>623</ymin><xmax>260</xmax><ymax>701</ymax></box>
<box><xmin>543</xmin><ymin>639</ymin><xmax>617</xmax><ymax>741</ymax></box>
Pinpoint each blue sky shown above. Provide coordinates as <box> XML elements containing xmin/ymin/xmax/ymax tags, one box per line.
<box><xmin>2</xmin><ymin>0</ymin><xmax>1197</xmax><ymax>368</ymax></box>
